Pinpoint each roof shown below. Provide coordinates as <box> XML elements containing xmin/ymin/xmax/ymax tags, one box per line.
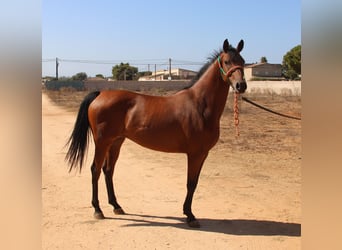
<box><xmin>86</xmin><ymin>77</ymin><xmax>107</xmax><ymax>81</ymax></box>
<box><xmin>245</xmin><ymin>62</ymin><xmax>282</xmax><ymax>68</ymax></box>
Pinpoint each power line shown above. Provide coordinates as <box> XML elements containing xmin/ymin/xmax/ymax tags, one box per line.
<box><xmin>42</xmin><ymin>57</ymin><xmax>205</xmax><ymax>77</ymax></box>
<box><xmin>42</xmin><ymin>58</ymin><xmax>205</xmax><ymax>66</ymax></box>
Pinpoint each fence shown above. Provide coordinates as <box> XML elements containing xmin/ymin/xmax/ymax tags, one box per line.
<box><xmin>44</xmin><ymin>79</ymin><xmax>301</xmax><ymax>95</ymax></box>
<box><xmin>44</xmin><ymin>80</ymin><xmax>85</xmax><ymax>90</ymax></box>
<box><xmin>246</xmin><ymin>81</ymin><xmax>301</xmax><ymax>95</ymax></box>
<box><xmin>84</xmin><ymin>80</ymin><xmax>193</xmax><ymax>91</ymax></box>
<box><xmin>44</xmin><ymin>80</ymin><xmax>192</xmax><ymax>92</ymax></box>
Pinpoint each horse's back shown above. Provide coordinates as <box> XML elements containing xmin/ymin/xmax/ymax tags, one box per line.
<box><xmin>87</xmin><ymin>89</ymin><xmax>179</xmax><ymax>139</ymax></box>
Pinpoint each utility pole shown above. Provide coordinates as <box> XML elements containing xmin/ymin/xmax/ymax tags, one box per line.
<box><xmin>154</xmin><ymin>64</ymin><xmax>157</xmax><ymax>81</ymax></box>
<box><xmin>168</xmin><ymin>58</ymin><xmax>172</xmax><ymax>80</ymax></box>
<box><xmin>55</xmin><ymin>57</ymin><xmax>59</xmax><ymax>80</ymax></box>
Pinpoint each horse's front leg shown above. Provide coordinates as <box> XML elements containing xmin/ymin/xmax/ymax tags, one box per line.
<box><xmin>183</xmin><ymin>151</ymin><xmax>208</xmax><ymax>228</ymax></box>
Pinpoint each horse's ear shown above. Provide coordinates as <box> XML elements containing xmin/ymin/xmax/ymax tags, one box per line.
<box><xmin>223</xmin><ymin>39</ymin><xmax>230</xmax><ymax>53</ymax></box>
<box><xmin>237</xmin><ymin>39</ymin><xmax>244</xmax><ymax>53</ymax></box>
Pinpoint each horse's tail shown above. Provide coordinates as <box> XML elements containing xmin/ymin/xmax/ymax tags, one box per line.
<box><xmin>65</xmin><ymin>91</ymin><xmax>101</xmax><ymax>172</ymax></box>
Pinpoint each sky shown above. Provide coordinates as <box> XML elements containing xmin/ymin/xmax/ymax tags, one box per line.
<box><xmin>42</xmin><ymin>0</ymin><xmax>301</xmax><ymax>77</ymax></box>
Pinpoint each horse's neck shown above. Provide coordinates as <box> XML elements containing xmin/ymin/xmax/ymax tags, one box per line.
<box><xmin>190</xmin><ymin>62</ymin><xmax>230</xmax><ymax>119</ymax></box>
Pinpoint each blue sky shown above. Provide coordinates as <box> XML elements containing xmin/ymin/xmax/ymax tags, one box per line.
<box><xmin>42</xmin><ymin>0</ymin><xmax>301</xmax><ymax>77</ymax></box>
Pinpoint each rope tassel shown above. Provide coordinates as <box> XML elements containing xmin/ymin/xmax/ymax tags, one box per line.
<box><xmin>234</xmin><ymin>92</ymin><xmax>240</xmax><ymax>137</ymax></box>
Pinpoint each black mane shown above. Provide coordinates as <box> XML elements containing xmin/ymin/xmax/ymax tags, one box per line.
<box><xmin>186</xmin><ymin>45</ymin><xmax>238</xmax><ymax>87</ymax></box>
<box><xmin>188</xmin><ymin>50</ymin><xmax>221</xmax><ymax>85</ymax></box>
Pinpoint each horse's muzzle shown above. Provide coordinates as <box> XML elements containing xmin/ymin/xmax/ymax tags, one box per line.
<box><xmin>236</xmin><ymin>81</ymin><xmax>247</xmax><ymax>93</ymax></box>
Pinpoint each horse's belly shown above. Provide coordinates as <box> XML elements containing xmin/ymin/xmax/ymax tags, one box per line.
<box><xmin>126</xmin><ymin>128</ymin><xmax>187</xmax><ymax>153</ymax></box>
<box><xmin>126</xmin><ymin>125</ymin><xmax>219</xmax><ymax>154</ymax></box>
<box><xmin>128</xmin><ymin>136</ymin><xmax>185</xmax><ymax>153</ymax></box>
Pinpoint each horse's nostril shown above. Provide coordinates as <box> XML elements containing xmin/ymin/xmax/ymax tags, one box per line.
<box><xmin>236</xmin><ymin>82</ymin><xmax>247</xmax><ymax>93</ymax></box>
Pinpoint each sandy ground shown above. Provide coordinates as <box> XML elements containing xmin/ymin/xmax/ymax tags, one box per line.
<box><xmin>42</xmin><ymin>91</ymin><xmax>301</xmax><ymax>249</ymax></box>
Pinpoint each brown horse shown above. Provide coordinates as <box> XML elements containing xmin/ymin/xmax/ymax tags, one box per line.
<box><xmin>66</xmin><ymin>38</ymin><xmax>247</xmax><ymax>227</ymax></box>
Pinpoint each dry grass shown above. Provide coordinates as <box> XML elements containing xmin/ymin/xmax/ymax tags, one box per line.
<box><xmin>42</xmin><ymin>88</ymin><xmax>92</xmax><ymax>112</ymax></box>
<box><xmin>222</xmin><ymin>93</ymin><xmax>301</xmax><ymax>157</ymax></box>
<box><xmin>43</xmin><ymin>87</ymin><xmax>301</xmax><ymax>112</ymax></box>
<box><xmin>42</xmin><ymin>88</ymin><xmax>179</xmax><ymax>113</ymax></box>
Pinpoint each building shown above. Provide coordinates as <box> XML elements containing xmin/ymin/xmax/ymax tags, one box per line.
<box><xmin>244</xmin><ymin>63</ymin><xmax>283</xmax><ymax>81</ymax></box>
<box><xmin>138</xmin><ymin>68</ymin><xmax>197</xmax><ymax>81</ymax></box>
<box><xmin>86</xmin><ymin>77</ymin><xmax>107</xmax><ymax>81</ymax></box>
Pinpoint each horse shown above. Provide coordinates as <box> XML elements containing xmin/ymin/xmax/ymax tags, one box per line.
<box><xmin>66</xmin><ymin>38</ymin><xmax>247</xmax><ymax>228</ymax></box>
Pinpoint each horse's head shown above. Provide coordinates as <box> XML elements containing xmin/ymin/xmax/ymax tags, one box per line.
<box><xmin>217</xmin><ymin>39</ymin><xmax>247</xmax><ymax>93</ymax></box>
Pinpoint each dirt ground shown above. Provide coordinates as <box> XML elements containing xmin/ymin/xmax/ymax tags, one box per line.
<box><xmin>42</xmin><ymin>89</ymin><xmax>301</xmax><ymax>249</ymax></box>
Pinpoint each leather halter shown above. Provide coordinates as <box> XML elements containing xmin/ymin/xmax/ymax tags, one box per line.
<box><xmin>217</xmin><ymin>56</ymin><xmax>244</xmax><ymax>82</ymax></box>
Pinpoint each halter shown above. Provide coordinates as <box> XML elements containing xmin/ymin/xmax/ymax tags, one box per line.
<box><xmin>217</xmin><ymin>56</ymin><xmax>244</xmax><ymax>84</ymax></box>
<box><xmin>217</xmin><ymin>55</ymin><xmax>244</xmax><ymax>137</ymax></box>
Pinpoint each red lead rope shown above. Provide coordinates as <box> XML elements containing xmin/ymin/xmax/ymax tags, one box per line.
<box><xmin>234</xmin><ymin>92</ymin><xmax>240</xmax><ymax>137</ymax></box>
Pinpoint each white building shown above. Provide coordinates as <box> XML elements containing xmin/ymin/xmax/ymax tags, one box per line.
<box><xmin>138</xmin><ymin>68</ymin><xmax>197</xmax><ymax>81</ymax></box>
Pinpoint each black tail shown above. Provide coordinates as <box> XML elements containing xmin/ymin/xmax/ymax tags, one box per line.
<box><xmin>65</xmin><ymin>91</ymin><xmax>101</xmax><ymax>172</ymax></box>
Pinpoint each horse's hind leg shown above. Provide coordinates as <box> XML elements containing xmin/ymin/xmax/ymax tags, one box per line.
<box><xmin>91</xmin><ymin>143</ymin><xmax>110</xmax><ymax>219</ymax></box>
<box><xmin>103</xmin><ymin>137</ymin><xmax>125</xmax><ymax>215</ymax></box>
<box><xmin>91</xmin><ymin>160</ymin><xmax>104</xmax><ymax>219</ymax></box>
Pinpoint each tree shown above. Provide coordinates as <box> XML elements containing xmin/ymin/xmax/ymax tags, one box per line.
<box><xmin>282</xmin><ymin>45</ymin><xmax>301</xmax><ymax>80</ymax></box>
<box><xmin>95</xmin><ymin>74</ymin><xmax>105</xmax><ymax>79</ymax></box>
<box><xmin>260</xmin><ymin>56</ymin><xmax>268</xmax><ymax>63</ymax></box>
<box><xmin>112</xmin><ymin>63</ymin><xmax>138</xmax><ymax>80</ymax></box>
<box><xmin>71</xmin><ymin>72</ymin><xmax>87</xmax><ymax>81</ymax></box>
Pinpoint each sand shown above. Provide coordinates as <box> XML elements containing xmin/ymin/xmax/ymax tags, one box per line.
<box><xmin>42</xmin><ymin>91</ymin><xmax>301</xmax><ymax>249</ymax></box>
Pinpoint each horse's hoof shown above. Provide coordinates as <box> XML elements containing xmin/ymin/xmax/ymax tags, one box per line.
<box><xmin>114</xmin><ymin>208</ymin><xmax>125</xmax><ymax>215</ymax></box>
<box><xmin>94</xmin><ymin>211</ymin><xmax>105</xmax><ymax>219</ymax></box>
<box><xmin>188</xmin><ymin>219</ymin><xmax>201</xmax><ymax>228</ymax></box>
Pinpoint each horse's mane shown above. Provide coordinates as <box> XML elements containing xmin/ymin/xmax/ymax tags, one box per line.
<box><xmin>185</xmin><ymin>45</ymin><xmax>238</xmax><ymax>88</ymax></box>
<box><xmin>187</xmin><ymin>50</ymin><xmax>221</xmax><ymax>86</ymax></box>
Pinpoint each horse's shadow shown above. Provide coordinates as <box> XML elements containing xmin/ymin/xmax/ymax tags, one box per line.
<box><xmin>104</xmin><ymin>213</ymin><xmax>301</xmax><ymax>237</ymax></box>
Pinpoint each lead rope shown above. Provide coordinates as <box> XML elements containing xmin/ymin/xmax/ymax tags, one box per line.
<box><xmin>234</xmin><ymin>92</ymin><xmax>240</xmax><ymax>137</ymax></box>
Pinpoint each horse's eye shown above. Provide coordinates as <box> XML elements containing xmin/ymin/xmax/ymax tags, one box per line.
<box><xmin>224</xmin><ymin>61</ymin><xmax>230</xmax><ymax>65</ymax></box>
